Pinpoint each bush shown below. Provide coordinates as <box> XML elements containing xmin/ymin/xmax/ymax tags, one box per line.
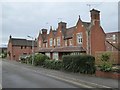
<box><xmin>43</xmin><ymin>60</ymin><xmax>62</xmax><ymax>70</ymax></box>
<box><xmin>34</xmin><ymin>53</ymin><xmax>50</xmax><ymax>66</ymax></box>
<box><xmin>20</xmin><ymin>56</ymin><xmax>27</xmax><ymax>63</ymax></box>
<box><xmin>99</xmin><ymin>62</ymin><xmax>112</xmax><ymax>72</ymax></box>
<box><xmin>99</xmin><ymin>52</ymin><xmax>112</xmax><ymax>72</ymax></box>
<box><xmin>62</xmin><ymin>55</ymin><xmax>95</xmax><ymax>74</ymax></box>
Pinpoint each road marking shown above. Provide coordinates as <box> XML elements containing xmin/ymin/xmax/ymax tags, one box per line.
<box><xmin>40</xmin><ymin>71</ymin><xmax>112</xmax><ymax>88</ymax></box>
<box><xmin>3</xmin><ymin>60</ymin><xmax>113</xmax><ymax>88</ymax></box>
<box><xmin>46</xmin><ymin>74</ymin><xmax>93</xmax><ymax>88</ymax></box>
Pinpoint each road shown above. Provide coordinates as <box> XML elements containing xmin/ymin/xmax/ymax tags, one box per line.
<box><xmin>2</xmin><ymin>59</ymin><xmax>86</xmax><ymax>88</ymax></box>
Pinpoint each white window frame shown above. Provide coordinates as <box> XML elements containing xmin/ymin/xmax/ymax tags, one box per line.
<box><xmin>45</xmin><ymin>53</ymin><xmax>50</xmax><ymax>58</ymax></box>
<box><xmin>112</xmin><ymin>34</ymin><xmax>116</xmax><ymax>40</ymax></box>
<box><xmin>50</xmin><ymin>38</ymin><xmax>52</xmax><ymax>46</ymax></box>
<box><xmin>77</xmin><ymin>33</ymin><xmax>83</xmax><ymax>44</ymax></box>
<box><xmin>46</xmin><ymin>42</ymin><xmax>48</xmax><ymax>48</ymax></box>
<box><xmin>57</xmin><ymin>37</ymin><xmax>60</xmax><ymax>46</ymax></box>
<box><xmin>65</xmin><ymin>40</ymin><xmax>67</xmax><ymax>46</ymax></box>
<box><xmin>69</xmin><ymin>39</ymin><xmax>72</xmax><ymax>46</ymax></box>
<box><xmin>53</xmin><ymin>52</ymin><xmax>58</xmax><ymax>60</ymax></box>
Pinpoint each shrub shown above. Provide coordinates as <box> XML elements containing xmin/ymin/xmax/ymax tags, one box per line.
<box><xmin>34</xmin><ymin>53</ymin><xmax>50</xmax><ymax>66</ymax></box>
<box><xmin>20</xmin><ymin>56</ymin><xmax>26</xmax><ymax>63</ymax></box>
<box><xmin>43</xmin><ymin>60</ymin><xmax>62</xmax><ymax>70</ymax></box>
<box><xmin>99</xmin><ymin>62</ymin><xmax>112</xmax><ymax>72</ymax></box>
<box><xmin>62</xmin><ymin>55</ymin><xmax>95</xmax><ymax>74</ymax></box>
<box><xmin>99</xmin><ymin>52</ymin><xmax>112</xmax><ymax>72</ymax></box>
<box><xmin>101</xmin><ymin>52</ymin><xmax>110</xmax><ymax>62</ymax></box>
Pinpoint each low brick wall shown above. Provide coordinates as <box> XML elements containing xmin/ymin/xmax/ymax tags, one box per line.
<box><xmin>95</xmin><ymin>51</ymin><xmax>120</xmax><ymax>65</ymax></box>
<box><xmin>96</xmin><ymin>70</ymin><xmax>120</xmax><ymax>79</ymax></box>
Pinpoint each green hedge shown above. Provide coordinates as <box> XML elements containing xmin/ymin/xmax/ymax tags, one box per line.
<box><xmin>43</xmin><ymin>60</ymin><xmax>62</xmax><ymax>70</ymax></box>
<box><xmin>34</xmin><ymin>53</ymin><xmax>50</xmax><ymax>66</ymax></box>
<box><xmin>62</xmin><ymin>55</ymin><xmax>96</xmax><ymax>74</ymax></box>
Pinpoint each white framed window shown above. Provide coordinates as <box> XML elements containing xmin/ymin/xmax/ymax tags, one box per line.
<box><xmin>112</xmin><ymin>34</ymin><xmax>116</xmax><ymax>40</ymax></box>
<box><xmin>53</xmin><ymin>52</ymin><xmax>58</xmax><ymax>60</ymax></box>
<box><xmin>39</xmin><ymin>40</ymin><xmax>41</xmax><ymax>47</ymax></box>
<box><xmin>50</xmin><ymin>38</ymin><xmax>52</xmax><ymax>46</ymax></box>
<box><xmin>46</xmin><ymin>43</ymin><xmax>48</xmax><ymax>48</ymax></box>
<box><xmin>57</xmin><ymin>37</ymin><xmax>60</xmax><ymax>46</ymax></box>
<box><xmin>65</xmin><ymin>40</ymin><xmax>67</xmax><ymax>46</ymax></box>
<box><xmin>45</xmin><ymin>53</ymin><xmax>50</xmax><ymax>58</ymax></box>
<box><xmin>69</xmin><ymin>39</ymin><xmax>72</xmax><ymax>46</ymax></box>
<box><xmin>77</xmin><ymin>33</ymin><xmax>82</xmax><ymax>44</ymax></box>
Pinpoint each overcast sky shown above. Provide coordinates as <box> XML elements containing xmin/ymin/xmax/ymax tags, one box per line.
<box><xmin>0</xmin><ymin>1</ymin><xmax>119</xmax><ymax>47</ymax></box>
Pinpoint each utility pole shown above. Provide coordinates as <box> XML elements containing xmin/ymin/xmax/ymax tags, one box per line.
<box><xmin>27</xmin><ymin>35</ymin><xmax>34</xmax><ymax>65</ymax></box>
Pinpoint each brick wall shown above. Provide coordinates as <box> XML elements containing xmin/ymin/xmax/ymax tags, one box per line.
<box><xmin>95</xmin><ymin>51</ymin><xmax>120</xmax><ymax>65</ymax></box>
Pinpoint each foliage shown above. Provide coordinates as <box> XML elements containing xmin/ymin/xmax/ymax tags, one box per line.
<box><xmin>33</xmin><ymin>53</ymin><xmax>50</xmax><ymax>66</ymax></box>
<box><xmin>43</xmin><ymin>60</ymin><xmax>62</xmax><ymax>70</ymax></box>
<box><xmin>99</xmin><ymin>62</ymin><xmax>112</xmax><ymax>72</ymax></box>
<box><xmin>0</xmin><ymin>52</ymin><xmax>7</xmax><ymax>58</ymax></box>
<box><xmin>101</xmin><ymin>52</ymin><xmax>110</xmax><ymax>62</ymax></box>
<box><xmin>19</xmin><ymin>53</ymin><xmax>49</xmax><ymax>66</ymax></box>
<box><xmin>99</xmin><ymin>52</ymin><xmax>112</xmax><ymax>72</ymax></box>
<box><xmin>62</xmin><ymin>55</ymin><xmax>96</xmax><ymax>74</ymax></box>
<box><xmin>112</xmin><ymin>66</ymin><xmax>120</xmax><ymax>73</ymax></box>
<box><xmin>20</xmin><ymin>56</ymin><xmax>27</xmax><ymax>63</ymax></box>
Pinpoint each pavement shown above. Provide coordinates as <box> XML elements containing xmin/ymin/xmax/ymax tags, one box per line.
<box><xmin>2</xmin><ymin>59</ymin><xmax>120</xmax><ymax>89</ymax></box>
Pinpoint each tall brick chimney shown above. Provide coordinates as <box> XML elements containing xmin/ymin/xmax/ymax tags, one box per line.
<box><xmin>58</xmin><ymin>21</ymin><xmax>66</xmax><ymax>29</ymax></box>
<box><xmin>90</xmin><ymin>9</ymin><xmax>100</xmax><ymax>25</ymax></box>
<box><xmin>41</xmin><ymin>29</ymin><xmax>47</xmax><ymax>35</ymax></box>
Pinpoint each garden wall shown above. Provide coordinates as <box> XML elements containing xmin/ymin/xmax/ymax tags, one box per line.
<box><xmin>95</xmin><ymin>51</ymin><xmax>120</xmax><ymax>65</ymax></box>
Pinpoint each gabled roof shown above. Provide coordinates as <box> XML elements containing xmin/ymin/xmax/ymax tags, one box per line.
<box><xmin>9</xmin><ymin>38</ymin><xmax>37</xmax><ymax>47</ymax></box>
<box><xmin>64</xmin><ymin>26</ymin><xmax>76</xmax><ymax>39</ymax></box>
<box><xmin>82</xmin><ymin>22</ymin><xmax>91</xmax><ymax>30</ymax></box>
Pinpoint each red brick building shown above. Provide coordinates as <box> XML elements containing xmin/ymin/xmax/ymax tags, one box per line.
<box><xmin>105</xmin><ymin>31</ymin><xmax>120</xmax><ymax>51</ymax></box>
<box><xmin>37</xmin><ymin>9</ymin><xmax>106</xmax><ymax>60</ymax></box>
<box><xmin>7</xmin><ymin>35</ymin><xmax>37</xmax><ymax>61</ymax></box>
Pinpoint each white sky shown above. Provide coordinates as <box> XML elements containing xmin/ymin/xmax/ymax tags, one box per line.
<box><xmin>0</xmin><ymin>0</ymin><xmax>119</xmax><ymax>47</ymax></box>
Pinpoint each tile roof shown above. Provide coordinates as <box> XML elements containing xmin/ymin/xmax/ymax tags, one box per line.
<box><xmin>38</xmin><ymin>21</ymin><xmax>91</xmax><ymax>42</ymax></box>
<box><xmin>10</xmin><ymin>38</ymin><xmax>37</xmax><ymax>47</ymax></box>
<box><xmin>38</xmin><ymin>48</ymin><xmax>53</xmax><ymax>52</ymax></box>
<box><xmin>64</xmin><ymin>26</ymin><xmax>76</xmax><ymax>39</ymax></box>
<box><xmin>52</xmin><ymin>46</ymin><xmax>86</xmax><ymax>52</ymax></box>
<box><xmin>38</xmin><ymin>46</ymin><xmax>86</xmax><ymax>53</ymax></box>
<box><xmin>82</xmin><ymin>22</ymin><xmax>91</xmax><ymax>30</ymax></box>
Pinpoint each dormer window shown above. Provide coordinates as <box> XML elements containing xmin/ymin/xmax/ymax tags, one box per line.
<box><xmin>77</xmin><ymin>33</ymin><xmax>83</xmax><ymax>44</ymax></box>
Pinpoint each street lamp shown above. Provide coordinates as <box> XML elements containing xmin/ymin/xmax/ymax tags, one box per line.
<box><xmin>27</xmin><ymin>35</ymin><xmax>34</xmax><ymax>65</ymax></box>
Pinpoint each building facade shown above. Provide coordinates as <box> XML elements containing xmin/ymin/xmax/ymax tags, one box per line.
<box><xmin>105</xmin><ymin>31</ymin><xmax>120</xmax><ymax>51</ymax></box>
<box><xmin>37</xmin><ymin>9</ymin><xmax>106</xmax><ymax>60</ymax></box>
<box><xmin>7</xmin><ymin>35</ymin><xmax>37</xmax><ymax>61</ymax></box>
